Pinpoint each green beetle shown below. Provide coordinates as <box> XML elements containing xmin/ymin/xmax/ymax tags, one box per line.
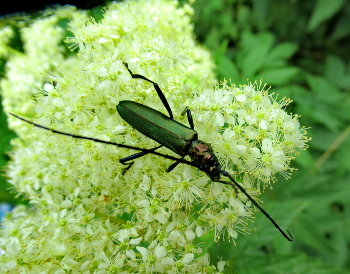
<box><xmin>115</xmin><ymin>63</ymin><xmax>292</xmax><ymax>241</ymax></box>
<box><xmin>117</xmin><ymin>100</ymin><xmax>222</xmax><ymax>181</ymax></box>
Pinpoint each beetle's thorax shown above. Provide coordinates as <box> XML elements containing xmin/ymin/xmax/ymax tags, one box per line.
<box><xmin>188</xmin><ymin>140</ymin><xmax>221</xmax><ymax>181</ymax></box>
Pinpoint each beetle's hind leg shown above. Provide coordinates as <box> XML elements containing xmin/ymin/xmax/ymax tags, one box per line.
<box><xmin>121</xmin><ymin>161</ymin><xmax>134</xmax><ymax>175</ymax></box>
<box><xmin>123</xmin><ymin>62</ymin><xmax>174</xmax><ymax>120</ymax></box>
<box><xmin>218</xmin><ymin>180</ymin><xmax>239</xmax><ymax>196</ymax></box>
<box><xmin>119</xmin><ymin>145</ymin><xmax>163</xmax><ymax>174</ymax></box>
<box><xmin>166</xmin><ymin>155</ymin><xmax>186</xmax><ymax>172</ymax></box>
<box><xmin>120</xmin><ymin>145</ymin><xmax>163</xmax><ymax>163</ymax></box>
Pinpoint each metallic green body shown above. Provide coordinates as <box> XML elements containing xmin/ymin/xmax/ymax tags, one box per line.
<box><xmin>117</xmin><ymin>101</ymin><xmax>198</xmax><ymax>156</ymax></box>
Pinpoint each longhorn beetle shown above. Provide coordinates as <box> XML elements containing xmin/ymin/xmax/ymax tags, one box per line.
<box><xmin>10</xmin><ymin>62</ymin><xmax>293</xmax><ymax>241</ymax></box>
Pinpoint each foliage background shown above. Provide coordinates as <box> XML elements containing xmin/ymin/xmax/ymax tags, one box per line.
<box><xmin>1</xmin><ymin>0</ymin><xmax>350</xmax><ymax>273</ymax></box>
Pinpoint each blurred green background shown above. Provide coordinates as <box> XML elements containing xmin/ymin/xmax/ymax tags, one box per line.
<box><xmin>1</xmin><ymin>0</ymin><xmax>350</xmax><ymax>273</ymax></box>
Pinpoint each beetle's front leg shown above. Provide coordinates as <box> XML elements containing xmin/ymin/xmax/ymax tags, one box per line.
<box><xmin>123</xmin><ymin>62</ymin><xmax>173</xmax><ymax>119</ymax></box>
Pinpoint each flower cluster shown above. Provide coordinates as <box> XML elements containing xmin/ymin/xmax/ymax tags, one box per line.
<box><xmin>191</xmin><ymin>81</ymin><xmax>308</xmax><ymax>190</ymax></box>
<box><xmin>1</xmin><ymin>5</ymin><xmax>88</xmax><ymax>129</ymax></box>
<box><xmin>0</xmin><ymin>0</ymin><xmax>308</xmax><ymax>273</ymax></box>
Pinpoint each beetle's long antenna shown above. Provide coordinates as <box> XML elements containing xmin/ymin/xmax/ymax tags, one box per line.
<box><xmin>9</xmin><ymin>113</ymin><xmax>197</xmax><ymax>168</ymax></box>
<box><xmin>220</xmin><ymin>170</ymin><xmax>293</xmax><ymax>241</ymax></box>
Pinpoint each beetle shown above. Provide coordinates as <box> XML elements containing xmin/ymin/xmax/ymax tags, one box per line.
<box><xmin>10</xmin><ymin>62</ymin><xmax>293</xmax><ymax>241</ymax></box>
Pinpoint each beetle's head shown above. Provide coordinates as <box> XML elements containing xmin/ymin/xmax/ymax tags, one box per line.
<box><xmin>188</xmin><ymin>140</ymin><xmax>222</xmax><ymax>181</ymax></box>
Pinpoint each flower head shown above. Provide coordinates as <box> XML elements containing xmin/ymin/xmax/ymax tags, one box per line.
<box><xmin>1</xmin><ymin>1</ymin><xmax>309</xmax><ymax>272</ymax></box>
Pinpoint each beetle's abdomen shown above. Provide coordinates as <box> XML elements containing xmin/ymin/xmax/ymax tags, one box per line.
<box><xmin>117</xmin><ymin>101</ymin><xmax>198</xmax><ymax>156</ymax></box>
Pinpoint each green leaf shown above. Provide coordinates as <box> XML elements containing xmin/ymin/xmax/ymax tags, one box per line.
<box><xmin>217</xmin><ymin>55</ymin><xmax>239</xmax><ymax>83</ymax></box>
<box><xmin>294</xmin><ymin>149</ymin><xmax>315</xmax><ymax>169</ymax></box>
<box><xmin>310</xmin><ymin>127</ymin><xmax>340</xmax><ymax>151</ymax></box>
<box><xmin>251</xmin><ymin>0</ymin><xmax>269</xmax><ymax>29</ymax></box>
<box><xmin>265</xmin><ymin>42</ymin><xmax>298</xmax><ymax>67</ymax></box>
<box><xmin>312</xmin><ymin>104</ymin><xmax>343</xmax><ymax>131</ymax></box>
<box><xmin>325</xmin><ymin>55</ymin><xmax>350</xmax><ymax>89</ymax></box>
<box><xmin>240</xmin><ymin>32</ymin><xmax>274</xmax><ymax>78</ymax></box>
<box><xmin>250</xmin><ymin>200</ymin><xmax>307</xmax><ymax>242</ymax></box>
<box><xmin>236</xmin><ymin>252</ymin><xmax>350</xmax><ymax>274</ymax></box>
<box><xmin>90</xmin><ymin>5</ymin><xmax>104</xmax><ymax>22</ymax></box>
<box><xmin>256</xmin><ymin>67</ymin><xmax>299</xmax><ymax>85</ymax></box>
<box><xmin>293</xmin><ymin>180</ymin><xmax>350</xmax><ymax>266</ymax></box>
<box><xmin>293</xmin><ymin>213</ymin><xmax>335</xmax><ymax>255</ymax></box>
<box><xmin>304</xmin><ymin>75</ymin><xmax>342</xmax><ymax>102</ymax></box>
<box><xmin>333</xmin><ymin>137</ymin><xmax>350</xmax><ymax>171</ymax></box>
<box><xmin>232</xmin><ymin>199</ymin><xmax>307</xmax><ymax>251</ymax></box>
<box><xmin>307</xmin><ymin>0</ymin><xmax>345</xmax><ymax>31</ymax></box>
<box><xmin>330</xmin><ymin>11</ymin><xmax>350</xmax><ymax>41</ymax></box>
<box><xmin>0</xmin><ymin>103</ymin><xmax>17</xmax><ymax>204</ymax></box>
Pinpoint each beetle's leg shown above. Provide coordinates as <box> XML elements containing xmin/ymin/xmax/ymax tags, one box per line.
<box><xmin>121</xmin><ymin>161</ymin><xmax>134</xmax><ymax>175</ymax></box>
<box><xmin>123</xmin><ymin>62</ymin><xmax>173</xmax><ymax>120</ymax></box>
<box><xmin>120</xmin><ymin>145</ymin><xmax>163</xmax><ymax>163</ymax></box>
<box><xmin>218</xmin><ymin>180</ymin><xmax>239</xmax><ymax>196</ymax></box>
<box><xmin>181</xmin><ymin>107</ymin><xmax>195</xmax><ymax>130</ymax></box>
<box><xmin>166</xmin><ymin>155</ymin><xmax>186</xmax><ymax>172</ymax></box>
